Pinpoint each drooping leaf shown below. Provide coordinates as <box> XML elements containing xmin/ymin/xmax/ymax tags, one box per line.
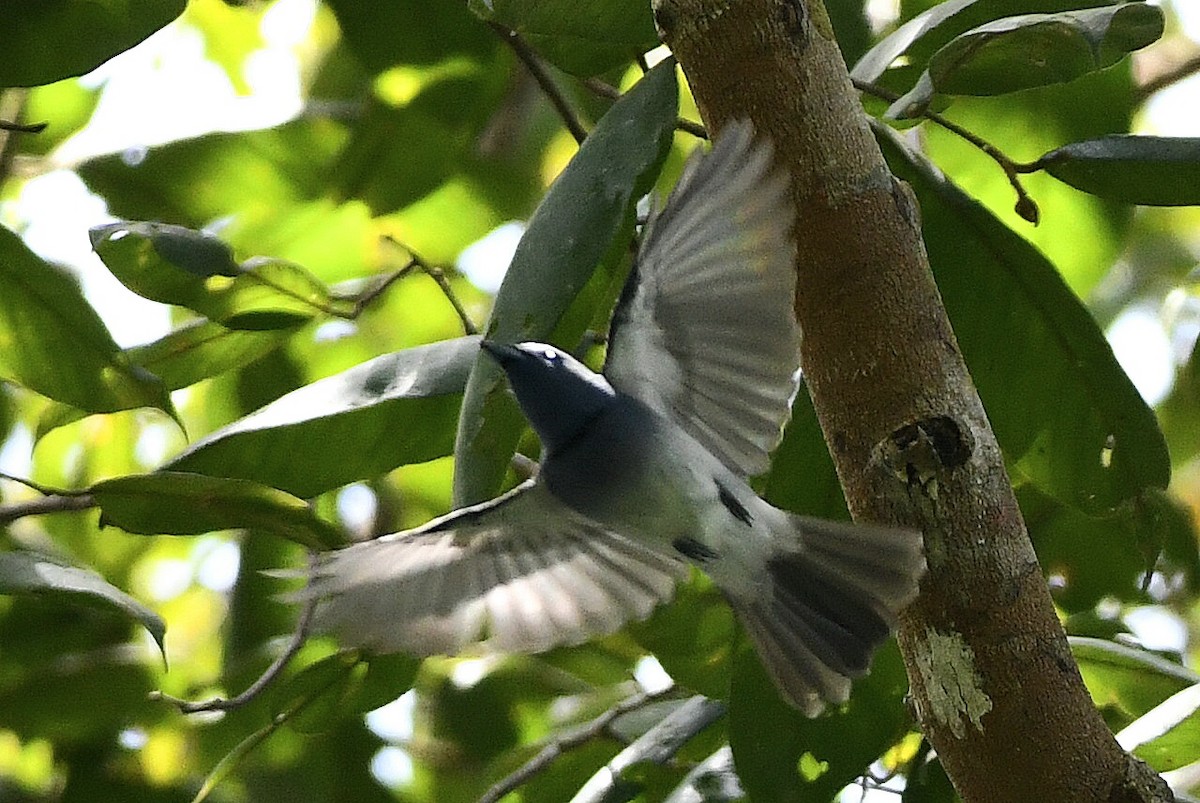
<box><xmin>1072</xmin><ymin>636</ymin><xmax>1198</xmax><ymax>725</ymax></box>
<box><xmin>851</xmin><ymin>0</ymin><xmax>1113</xmax><ymax>85</ymax></box>
<box><xmin>453</xmin><ymin>58</ymin><xmax>678</xmax><ymax>505</ymax></box>
<box><xmin>0</xmin><ymin>550</ymin><xmax>166</xmax><ymax>660</ymax></box>
<box><xmin>878</xmin><ymin>126</ymin><xmax>1168</xmax><ymax>513</ymax></box>
<box><xmin>168</xmin><ymin>336</ymin><xmax>480</xmax><ymax>497</ymax></box>
<box><xmin>469</xmin><ymin>0</ymin><xmax>660</xmax><ymax>77</ymax></box>
<box><xmin>91</xmin><ymin>471</ymin><xmax>345</xmax><ymax>550</ymax></box>
<box><xmin>729</xmin><ymin>643</ymin><xmax>912</xmax><ymax>803</ymax></box>
<box><xmin>1036</xmin><ymin>135</ymin><xmax>1200</xmax><ymax>206</ymax></box>
<box><xmin>927</xmin><ymin>4</ymin><xmax>1164</xmax><ymax>96</ymax></box>
<box><xmin>0</xmin><ymin>225</ymin><xmax>174</xmax><ymax>416</ymax></box>
<box><xmin>0</xmin><ymin>0</ymin><xmax>185</xmax><ymax>88</ymax></box>
<box><xmin>90</xmin><ymin>222</ymin><xmax>352</xmax><ymax>329</ymax></box>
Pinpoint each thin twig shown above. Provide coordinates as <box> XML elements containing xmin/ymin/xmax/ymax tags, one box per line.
<box><xmin>478</xmin><ymin>685</ymin><xmax>676</xmax><ymax>803</ymax></box>
<box><xmin>382</xmin><ymin>237</ymin><xmax>480</xmax><ymax>335</ymax></box>
<box><xmin>0</xmin><ymin>119</ymin><xmax>47</xmax><ymax>133</ymax></box>
<box><xmin>1136</xmin><ymin>50</ymin><xmax>1200</xmax><ymax>104</ymax></box>
<box><xmin>0</xmin><ymin>494</ymin><xmax>96</xmax><ymax>524</ymax></box>
<box><xmin>349</xmin><ymin>260</ymin><xmax>418</xmax><ymax>317</ymax></box>
<box><xmin>581</xmin><ymin>77</ymin><xmax>708</xmax><ymax>139</ymax></box>
<box><xmin>151</xmin><ymin>578</ymin><xmax>321</xmax><ymax>714</ymax></box>
<box><xmin>852</xmin><ymin>78</ymin><xmax>1040</xmax><ymax>224</ymax></box>
<box><xmin>488</xmin><ymin>21</ymin><xmax>589</xmax><ymax>144</ymax></box>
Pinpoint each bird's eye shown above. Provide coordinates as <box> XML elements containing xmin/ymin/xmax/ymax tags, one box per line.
<box><xmin>541</xmin><ymin>348</ymin><xmax>559</xmax><ymax>363</ymax></box>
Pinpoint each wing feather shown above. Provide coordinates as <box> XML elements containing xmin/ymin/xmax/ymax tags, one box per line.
<box><xmin>606</xmin><ymin>120</ymin><xmax>800</xmax><ymax>478</ymax></box>
<box><xmin>299</xmin><ymin>480</ymin><xmax>687</xmax><ymax>656</ymax></box>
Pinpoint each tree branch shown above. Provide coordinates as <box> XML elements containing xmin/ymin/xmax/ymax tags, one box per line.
<box><xmin>478</xmin><ymin>685</ymin><xmax>676</xmax><ymax>803</ymax></box>
<box><xmin>570</xmin><ymin>696</ymin><xmax>726</xmax><ymax>803</ymax></box>
<box><xmin>654</xmin><ymin>0</ymin><xmax>1171</xmax><ymax>800</ymax></box>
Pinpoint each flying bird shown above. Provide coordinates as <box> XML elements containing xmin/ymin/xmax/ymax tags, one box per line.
<box><xmin>302</xmin><ymin>120</ymin><xmax>925</xmax><ymax>714</ymax></box>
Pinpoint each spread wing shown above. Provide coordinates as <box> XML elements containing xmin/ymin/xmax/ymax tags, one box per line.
<box><xmin>298</xmin><ymin>480</ymin><xmax>687</xmax><ymax>656</ymax></box>
<box><xmin>605</xmin><ymin>120</ymin><xmax>800</xmax><ymax>478</ymax></box>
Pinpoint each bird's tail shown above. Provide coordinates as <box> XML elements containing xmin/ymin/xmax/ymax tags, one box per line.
<box><xmin>726</xmin><ymin>514</ymin><xmax>925</xmax><ymax>716</ymax></box>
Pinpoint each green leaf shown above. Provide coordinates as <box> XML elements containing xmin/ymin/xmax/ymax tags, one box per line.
<box><xmin>878</xmin><ymin>127</ymin><xmax>1169</xmax><ymax>513</ymax></box>
<box><xmin>928</xmin><ymin>4</ymin><xmax>1164</xmax><ymax>96</ymax></box>
<box><xmin>762</xmin><ymin>384</ymin><xmax>850</xmax><ymax>520</ymax></box>
<box><xmin>0</xmin><ymin>0</ymin><xmax>185</xmax><ymax>88</ymax></box>
<box><xmin>851</xmin><ymin>0</ymin><xmax>1112</xmax><ymax>85</ymax></box>
<box><xmin>125</xmin><ymin>319</ymin><xmax>290</xmax><ymax>391</ymax></box>
<box><xmin>325</xmin><ymin>0</ymin><xmax>496</xmax><ymax>72</ymax></box>
<box><xmin>0</xmin><ymin>550</ymin><xmax>166</xmax><ymax>660</ymax></box>
<box><xmin>168</xmin><ymin>336</ymin><xmax>480</xmax><ymax>497</ymax></box>
<box><xmin>453</xmin><ymin>58</ymin><xmax>678</xmax><ymax>505</ymax></box>
<box><xmin>1036</xmin><ymin>135</ymin><xmax>1200</xmax><ymax>206</ymax></box>
<box><xmin>91</xmin><ymin>471</ymin><xmax>344</xmax><ymax>550</ymax></box>
<box><xmin>90</xmin><ymin>222</ymin><xmax>352</xmax><ymax>329</ymax></box>
<box><xmin>729</xmin><ymin>643</ymin><xmax>912</xmax><ymax>802</ymax></box>
<box><xmin>270</xmin><ymin>651</ymin><xmax>363</xmax><ymax>735</ymax></box>
<box><xmin>1072</xmin><ymin>636</ymin><xmax>1198</xmax><ymax>723</ymax></box>
<box><xmin>0</xmin><ymin>224</ymin><xmax>174</xmax><ymax>416</ymax></box>
<box><xmin>469</xmin><ymin>0</ymin><xmax>660</xmax><ymax>77</ymax></box>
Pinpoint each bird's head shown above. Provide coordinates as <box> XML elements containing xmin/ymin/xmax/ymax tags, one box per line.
<box><xmin>481</xmin><ymin>341</ymin><xmax>616</xmax><ymax>454</ymax></box>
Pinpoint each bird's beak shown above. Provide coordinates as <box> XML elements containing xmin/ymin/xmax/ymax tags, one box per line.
<box><xmin>480</xmin><ymin>340</ymin><xmax>521</xmax><ymax>365</ymax></box>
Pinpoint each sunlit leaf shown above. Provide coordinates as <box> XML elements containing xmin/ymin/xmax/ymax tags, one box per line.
<box><xmin>0</xmin><ymin>0</ymin><xmax>185</xmax><ymax>88</ymax></box>
<box><xmin>168</xmin><ymin>336</ymin><xmax>481</xmax><ymax>497</ymax></box>
<box><xmin>0</xmin><ymin>551</ymin><xmax>166</xmax><ymax>660</ymax></box>
<box><xmin>92</xmin><ymin>471</ymin><xmax>345</xmax><ymax>549</ymax></box>
<box><xmin>90</xmin><ymin>222</ymin><xmax>352</xmax><ymax>329</ymax></box>
<box><xmin>469</xmin><ymin>0</ymin><xmax>659</xmax><ymax>77</ymax></box>
<box><xmin>879</xmin><ymin>127</ymin><xmax>1168</xmax><ymax>513</ymax></box>
<box><xmin>0</xmin><ymin>225</ymin><xmax>174</xmax><ymax>416</ymax></box>
<box><xmin>1037</xmin><ymin>135</ymin><xmax>1200</xmax><ymax>206</ymax></box>
<box><xmin>453</xmin><ymin>58</ymin><xmax>678</xmax><ymax>505</ymax></box>
<box><xmin>928</xmin><ymin>4</ymin><xmax>1164</xmax><ymax>96</ymax></box>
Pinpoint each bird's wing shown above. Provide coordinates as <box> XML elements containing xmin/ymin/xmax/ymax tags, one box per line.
<box><xmin>297</xmin><ymin>480</ymin><xmax>687</xmax><ymax>656</ymax></box>
<box><xmin>605</xmin><ymin>120</ymin><xmax>800</xmax><ymax>478</ymax></box>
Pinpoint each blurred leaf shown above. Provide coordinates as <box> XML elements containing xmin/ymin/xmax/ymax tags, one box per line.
<box><xmin>469</xmin><ymin>0</ymin><xmax>659</xmax><ymax>77</ymax></box>
<box><xmin>879</xmin><ymin>127</ymin><xmax>1168</xmax><ymax>513</ymax></box>
<box><xmin>729</xmin><ymin>643</ymin><xmax>912</xmax><ymax>802</ymax></box>
<box><xmin>629</xmin><ymin>576</ymin><xmax>738</xmax><ymax>700</ymax></box>
<box><xmin>1072</xmin><ymin>636</ymin><xmax>1197</xmax><ymax>724</ymax></box>
<box><xmin>90</xmin><ymin>222</ymin><xmax>353</xmax><ymax>329</ymax></box>
<box><xmin>20</xmin><ymin>79</ymin><xmax>102</xmax><ymax>156</ymax></box>
<box><xmin>76</xmin><ymin>119</ymin><xmax>347</xmax><ymax>230</ymax></box>
<box><xmin>0</xmin><ymin>225</ymin><xmax>174</xmax><ymax>416</ymax></box>
<box><xmin>0</xmin><ymin>551</ymin><xmax>166</xmax><ymax>659</ymax></box>
<box><xmin>125</xmin><ymin>320</ymin><xmax>290</xmax><ymax>390</ymax></box>
<box><xmin>185</xmin><ymin>0</ymin><xmax>266</xmax><ymax>94</ymax></box>
<box><xmin>325</xmin><ymin>0</ymin><xmax>496</xmax><ymax>72</ymax></box>
<box><xmin>0</xmin><ymin>0</ymin><xmax>185</xmax><ymax>87</ymax></box>
<box><xmin>1036</xmin><ymin>135</ymin><xmax>1200</xmax><ymax>206</ymax></box>
<box><xmin>168</xmin><ymin>336</ymin><xmax>480</xmax><ymax>497</ymax></box>
<box><xmin>92</xmin><ymin>471</ymin><xmax>344</xmax><ymax>549</ymax></box>
<box><xmin>901</xmin><ymin>744</ymin><xmax>957</xmax><ymax>802</ymax></box>
<box><xmin>193</xmin><ymin>718</ymin><xmax>279</xmax><ymax>803</ymax></box>
<box><xmin>762</xmin><ymin>384</ymin><xmax>850</xmax><ymax>520</ymax></box>
<box><xmin>453</xmin><ymin>58</ymin><xmax>678</xmax><ymax>505</ymax></box>
<box><xmin>928</xmin><ymin>4</ymin><xmax>1164</xmax><ymax>96</ymax></box>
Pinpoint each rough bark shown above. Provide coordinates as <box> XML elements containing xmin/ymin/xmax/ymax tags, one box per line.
<box><xmin>651</xmin><ymin>0</ymin><xmax>1173</xmax><ymax>800</ymax></box>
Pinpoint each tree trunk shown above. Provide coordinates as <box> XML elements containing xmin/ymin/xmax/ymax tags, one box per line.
<box><xmin>651</xmin><ymin>0</ymin><xmax>1173</xmax><ymax>800</ymax></box>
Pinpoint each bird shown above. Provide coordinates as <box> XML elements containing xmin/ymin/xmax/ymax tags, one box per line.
<box><xmin>300</xmin><ymin>120</ymin><xmax>926</xmax><ymax>715</ymax></box>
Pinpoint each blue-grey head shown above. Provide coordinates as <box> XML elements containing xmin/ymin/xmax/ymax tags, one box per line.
<box><xmin>481</xmin><ymin>341</ymin><xmax>616</xmax><ymax>454</ymax></box>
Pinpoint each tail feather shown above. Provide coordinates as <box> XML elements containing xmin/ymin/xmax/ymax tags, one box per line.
<box><xmin>731</xmin><ymin>515</ymin><xmax>924</xmax><ymax>715</ymax></box>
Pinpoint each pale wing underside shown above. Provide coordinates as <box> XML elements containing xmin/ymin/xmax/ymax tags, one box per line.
<box><xmin>300</xmin><ymin>481</ymin><xmax>687</xmax><ymax>656</ymax></box>
<box><xmin>606</xmin><ymin>120</ymin><xmax>800</xmax><ymax>478</ymax></box>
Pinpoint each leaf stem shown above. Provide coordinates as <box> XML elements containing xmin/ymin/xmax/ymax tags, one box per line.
<box><xmin>853</xmin><ymin>78</ymin><xmax>1040</xmax><ymax>223</ymax></box>
<box><xmin>581</xmin><ymin>77</ymin><xmax>708</xmax><ymax>139</ymax></box>
<box><xmin>488</xmin><ymin>21</ymin><xmax>589</xmax><ymax>144</ymax></box>
<box><xmin>152</xmin><ymin>574</ymin><xmax>319</xmax><ymax>714</ymax></box>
